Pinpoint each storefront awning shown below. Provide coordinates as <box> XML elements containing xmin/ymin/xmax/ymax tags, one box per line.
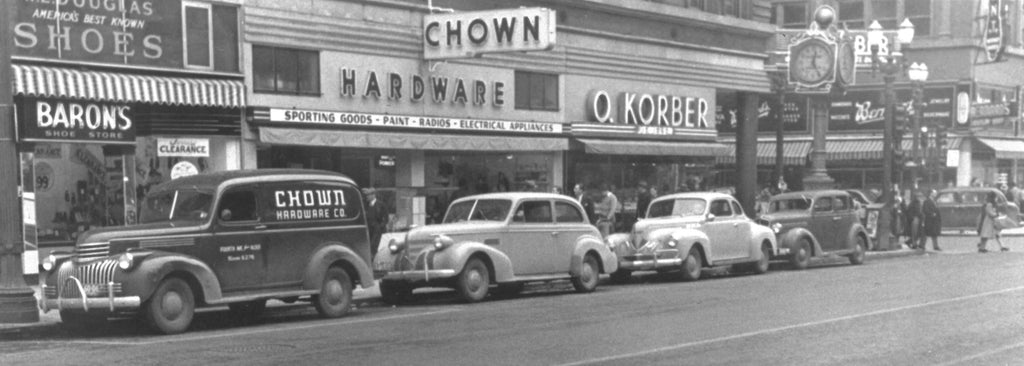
<box><xmin>716</xmin><ymin>141</ymin><xmax>811</xmax><ymax>165</ymax></box>
<box><xmin>12</xmin><ymin>65</ymin><xmax>245</xmax><ymax>108</ymax></box>
<box><xmin>824</xmin><ymin>139</ymin><xmax>915</xmax><ymax>161</ymax></box>
<box><xmin>575</xmin><ymin>138</ymin><xmax>727</xmax><ymax>156</ymax></box>
<box><xmin>259</xmin><ymin>127</ymin><xmax>568</xmax><ymax>151</ymax></box>
<box><xmin>975</xmin><ymin>138</ymin><xmax>1024</xmax><ymax>160</ymax></box>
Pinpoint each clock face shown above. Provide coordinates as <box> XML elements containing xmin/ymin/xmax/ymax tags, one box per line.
<box><xmin>793</xmin><ymin>41</ymin><xmax>835</xmax><ymax>84</ymax></box>
<box><xmin>837</xmin><ymin>42</ymin><xmax>856</xmax><ymax>84</ymax></box>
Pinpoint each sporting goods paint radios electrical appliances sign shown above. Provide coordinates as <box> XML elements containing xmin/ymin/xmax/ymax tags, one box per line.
<box><xmin>12</xmin><ymin>0</ymin><xmax>186</xmax><ymax>68</ymax></box>
<box><xmin>19</xmin><ymin>98</ymin><xmax>135</xmax><ymax>144</ymax></box>
<box><xmin>575</xmin><ymin>89</ymin><xmax>715</xmax><ymax>139</ymax></box>
<box><xmin>423</xmin><ymin>8</ymin><xmax>556</xmax><ymax>60</ymax></box>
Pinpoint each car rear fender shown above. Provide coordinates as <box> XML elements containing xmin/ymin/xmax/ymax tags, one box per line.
<box><xmin>442</xmin><ymin>242</ymin><xmax>515</xmax><ymax>283</ymax></box>
<box><xmin>749</xmin><ymin>225</ymin><xmax>778</xmax><ymax>256</ymax></box>
<box><xmin>303</xmin><ymin>243</ymin><xmax>374</xmax><ymax>290</ymax></box>
<box><xmin>844</xmin><ymin>223</ymin><xmax>870</xmax><ymax>250</ymax></box>
<box><xmin>778</xmin><ymin>227</ymin><xmax>819</xmax><ymax>255</ymax></box>
<box><xmin>129</xmin><ymin>254</ymin><xmax>222</xmax><ymax>305</ymax></box>
<box><xmin>606</xmin><ymin>232</ymin><xmax>634</xmax><ymax>258</ymax></box>
<box><xmin>571</xmin><ymin>236</ymin><xmax>618</xmax><ymax>275</ymax></box>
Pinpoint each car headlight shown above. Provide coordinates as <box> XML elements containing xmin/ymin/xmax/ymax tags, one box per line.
<box><xmin>433</xmin><ymin>234</ymin><xmax>454</xmax><ymax>251</ymax></box>
<box><xmin>41</xmin><ymin>254</ymin><xmax>56</xmax><ymax>272</ymax></box>
<box><xmin>771</xmin><ymin>223</ymin><xmax>783</xmax><ymax>234</ymax></box>
<box><xmin>388</xmin><ymin>238</ymin><xmax>407</xmax><ymax>254</ymax></box>
<box><xmin>666</xmin><ymin>239</ymin><xmax>678</xmax><ymax>248</ymax></box>
<box><xmin>117</xmin><ymin>252</ymin><xmax>135</xmax><ymax>270</ymax></box>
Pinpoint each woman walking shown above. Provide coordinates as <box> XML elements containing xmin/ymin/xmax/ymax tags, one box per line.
<box><xmin>920</xmin><ymin>189</ymin><xmax>942</xmax><ymax>251</ymax></box>
<box><xmin>977</xmin><ymin>192</ymin><xmax>1009</xmax><ymax>253</ymax></box>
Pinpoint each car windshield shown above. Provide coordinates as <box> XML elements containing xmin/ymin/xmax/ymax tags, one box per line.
<box><xmin>443</xmin><ymin>199</ymin><xmax>512</xmax><ymax>223</ymax></box>
<box><xmin>768</xmin><ymin>197</ymin><xmax>812</xmax><ymax>213</ymax></box>
<box><xmin>647</xmin><ymin>198</ymin><xmax>706</xmax><ymax>218</ymax></box>
<box><xmin>139</xmin><ymin>189</ymin><xmax>214</xmax><ymax>224</ymax></box>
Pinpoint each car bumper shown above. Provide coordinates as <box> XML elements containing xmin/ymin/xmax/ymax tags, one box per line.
<box><xmin>618</xmin><ymin>257</ymin><xmax>683</xmax><ymax>271</ymax></box>
<box><xmin>380</xmin><ymin>269</ymin><xmax>459</xmax><ymax>282</ymax></box>
<box><xmin>38</xmin><ymin>283</ymin><xmax>141</xmax><ymax>313</ymax></box>
<box><xmin>771</xmin><ymin>247</ymin><xmax>791</xmax><ymax>258</ymax></box>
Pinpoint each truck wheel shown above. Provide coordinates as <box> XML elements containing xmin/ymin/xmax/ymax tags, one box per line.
<box><xmin>571</xmin><ymin>254</ymin><xmax>600</xmax><ymax>293</ymax></box>
<box><xmin>144</xmin><ymin>277</ymin><xmax>195</xmax><ymax>335</ymax></box>
<box><xmin>379</xmin><ymin>280</ymin><xmax>413</xmax><ymax>305</ymax></box>
<box><xmin>313</xmin><ymin>267</ymin><xmax>353</xmax><ymax>318</ymax></box>
<box><xmin>849</xmin><ymin>235</ymin><xmax>866</xmax><ymax>265</ymax></box>
<box><xmin>679</xmin><ymin>247</ymin><xmax>703</xmax><ymax>281</ymax></box>
<box><xmin>790</xmin><ymin>238</ymin><xmax>811</xmax><ymax>270</ymax></box>
<box><xmin>456</xmin><ymin>258</ymin><xmax>490</xmax><ymax>303</ymax></box>
<box><xmin>229</xmin><ymin>299</ymin><xmax>267</xmax><ymax>324</ymax></box>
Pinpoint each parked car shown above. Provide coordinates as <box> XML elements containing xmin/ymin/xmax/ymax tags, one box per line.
<box><xmin>845</xmin><ymin>189</ymin><xmax>877</xmax><ymax>224</ymax></box>
<box><xmin>935</xmin><ymin>187</ymin><xmax>1021</xmax><ymax>232</ymax></box>
<box><xmin>605</xmin><ymin>192</ymin><xmax>776</xmax><ymax>282</ymax></box>
<box><xmin>373</xmin><ymin>192</ymin><xmax>617</xmax><ymax>303</ymax></box>
<box><xmin>758</xmin><ymin>190</ymin><xmax>869</xmax><ymax>269</ymax></box>
<box><xmin>38</xmin><ymin>170</ymin><xmax>375</xmax><ymax>334</ymax></box>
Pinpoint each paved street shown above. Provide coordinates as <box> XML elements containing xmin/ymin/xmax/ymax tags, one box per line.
<box><xmin>2</xmin><ymin>234</ymin><xmax>1023</xmax><ymax>365</ymax></box>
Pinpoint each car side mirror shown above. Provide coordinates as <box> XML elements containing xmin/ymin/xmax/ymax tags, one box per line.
<box><xmin>706</xmin><ymin>213</ymin><xmax>716</xmax><ymax>222</ymax></box>
<box><xmin>220</xmin><ymin>209</ymin><xmax>233</xmax><ymax>221</ymax></box>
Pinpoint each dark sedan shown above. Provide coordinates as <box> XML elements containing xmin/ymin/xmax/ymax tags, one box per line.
<box><xmin>935</xmin><ymin>187</ymin><xmax>1020</xmax><ymax>232</ymax></box>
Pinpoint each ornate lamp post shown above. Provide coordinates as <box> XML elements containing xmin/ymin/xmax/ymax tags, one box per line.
<box><xmin>908</xmin><ymin>62</ymin><xmax>929</xmax><ymax>188</ymax></box>
<box><xmin>868</xmin><ymin>18</ymin><xmax>916</xmax><ymax>250</ymax></box>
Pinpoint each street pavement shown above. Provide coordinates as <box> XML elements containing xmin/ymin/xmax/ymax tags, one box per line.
<box><xmin>2</xmin><ymin>233</ymin><xmax>1023</xmax><ymax>365</ymax></box>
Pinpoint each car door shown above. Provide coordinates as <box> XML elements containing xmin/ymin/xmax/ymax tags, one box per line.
<box><xmin>831</xmin><ymin>196</ymin><xmax>857</xmax><ymax>250</ymax></box>
<box><xmin>730</xmin><ymin>200</ymin><xmax>755</xmax><ymax>259</ymax></box>
<box><xmin>208</xmin><ymin>185</ymin><xmax>266</xmax><ymax>292</ymax></box>
<box><xmin>959</xmin><ymin>191</ymin><xmax>985</xmax><ymax>229</ymax></box>
<box><xmin>507</xmin><ymin>199</ymin><xmax>558</xmax><ymax>275</ymax></box>
<box><xmin>703</xmin><ymin>199</ymin><xmax>741</xmax><ymax>261</ymax></box>
<box><xmin>934</xmin><ymin>191</ymin><xmax>960</xmax><ymax>229</ymax></box>
<box><xmin>810</xmin><ymin>196</ymin><xmax>838</xmax><ymax>251</ymax></box>
<box><xmin>554</xmin><ymin>200</ymin><xmax>591</xmax><ymax>272</ymax></box>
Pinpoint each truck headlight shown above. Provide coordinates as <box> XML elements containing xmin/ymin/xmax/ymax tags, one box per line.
<box><xmin>434</xmin><ymin>234</ymin><xmax>454</xmax><ymax>251</ymax></box>
<box><xmin>117</xmin><ymin>252</ymin><xmax>135</xmax><ymax>270</ymax></box>
<box><xmin>41</xmin><ymin>254</ymin><xmax>56</xmax><ymax>272</ymax></box>
<box><xmin>388</xmin><ymin>238</ymin><xmax>407</xmax><ymax>254</ymax></box>
<box><xmin>771</xmin><ymin>223</ymin><xmax>783</xmax><ymax>234</ymax></box>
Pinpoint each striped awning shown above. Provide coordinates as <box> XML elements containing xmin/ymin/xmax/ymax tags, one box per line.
<box><xmin>975</xmin><ymin>138</ymin><xmax>1024</xmax><ymax>160</ymax></box>
<box><xmin>716</xmin><ymin>141</ymin><xmax>812</xmax><ymax>165</ymax></box>
<box><xmin>825</xmin><ymin>139</ymin><xmax>915</xmax><ymax>161</ymax></box>
<box><xmin>576</xmin><ymin>139</ymin><xmax>727</xmax><ymax>156</ymax></box>
<box><xmin>12</xmin><ymin>65</ymin><xmax>245</xmax><ymax>108</ymax></box>
<box><xmin>260</xmin><ymin>127</ymin><xmax>568</xmax><ymax>151</ymax></box>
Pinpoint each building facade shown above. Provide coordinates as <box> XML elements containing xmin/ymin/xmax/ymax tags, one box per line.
<box><xmin>10</xmin><ymin>0</ymin><xmax>247</xmax><ymax>272</ymax></box>
<box><xmin>241</xmin><ymin>0</ymin><xmax>776</xmax><ymax>229</ymax></box>
<box><xmin>741</xmin><ymin>0</ymin><xmax>1024</xmax><ymax>192</ymax></box>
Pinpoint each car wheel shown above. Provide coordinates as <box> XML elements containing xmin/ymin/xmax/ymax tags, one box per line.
<box><xmin>790</xmin><ymin>238</ymin><xmax>811</xmax><ymax>270</ymax></box>
<box><xmin>144</xmin><ymin>277</ymin><xmax>195</xmax><ymax>335</ymax></box>
<box><xmin>456</xmin><ymin>258</ymin><xmax>490</xmax><ymax>303</ymax></box>
<box><xmin>571</xmin><ymin>254</ymin><xmax>600</xmax><ymax>293</ymax></box>
<box><xmin>849</xmin><ymin>235</ymin><xmax>866</xmax><ymax>265</ymax></box>
<box><xmin>313</xmin><ymin>267</ymin><xmax>353</xmax><ymax>318</ymax></box>
<box><xmin>228</xmin><ymin>299</ymin><xmax>266</xmax><ymax>324</ymax></box>
<box><xmin>753</xmin><ymin>244</ymin><xmax>771</xmax><ymax>274</ymax></box>
<box><xmin>679</xmin><ymin>247</ymin><xmax>703</xmax><ymax>281</ymax></box>
<box><xmin>379</xmin><ymin>280</ymin><xmax>413</xmax><ymax>305</ymax></box>
<box><xmin>609</xmin><ymin>269</ymin><xmax>632</xmax><ymax>284</ymax></box>
<box><xmin>60</xmin><ymin>311</ymin><xmax>105</xmax><ymax>330</ymax></box>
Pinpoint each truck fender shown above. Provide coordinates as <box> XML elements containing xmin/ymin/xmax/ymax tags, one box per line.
<box><xmin>778</xmin><ymin>227</ymin><xmax>819</xmax><ymax>255</ymax></box>
<box><xmin>434</xmin><ymin>242</ymin><xmax>515</xmax><ymax>283</ymax></box>
<box><xmin>129</xmin><ymin>254</ymin><xmax>223</xmax><ymax>304</ymax></box>
<box><xmin>303</xmin><ymin>243</ymin><xmax>375</xmax><ymax>290</ymax></box>
<box><xmin>571</xmin><ymin>235</ymin><xmax>618</xmax><ymax>275</ymax></box>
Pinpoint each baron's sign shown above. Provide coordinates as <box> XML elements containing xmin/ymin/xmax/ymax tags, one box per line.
<box><xmin>423</xmin><ymin>8</ymin><xmax>556</xmax><ymax>60</ymax></box>
<box><xmin>19</xmin><ymin>98</ymin><xmax>135</xmax><ymax>144</ymax></box>
<box><xmin>158</xmin><ymin>138</ymin><xmax>209</xmax><ymax>157</ymax></box>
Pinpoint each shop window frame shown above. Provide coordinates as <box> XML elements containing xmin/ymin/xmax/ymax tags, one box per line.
<box><xmin>514</xmin><ymin>71</ymin><xmax>560</xmax><ymax>112</ymax></box>
<box><xmin>773</xmin><ymin>2</ymin><xmax>808</xmax><ymax>29</ymax></box>
<box><xmin>182</xmin><ymin>1</ymin><xmax>241</xmax><ymax>73</ymax></box>
<box><xmin>182</xmin><ymin>1</ymin><xmax>214</xmax><ymax>70</ymax></box>
<box><xmin>903</xmin><ymin>0</ymin><xmax>931</xmax><ymax>37</ymax></box>
<box><xmin>252</xmin><ymin>45</ymin><xmax>322</xmax><ymax>96</ymax></box>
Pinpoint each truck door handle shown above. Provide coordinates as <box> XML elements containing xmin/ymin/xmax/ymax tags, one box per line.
<box><xmin>833</xmin><ymin>217</ymin><xmax>841</xmax><ymax>221</ymax></box>
<box><xmin>551</xmin><ymin>232</ymin><xmax>559</xmax><ymax>236</ymax></box>
<box><xmin>254</xmin><ymin>224</ymin><xmax>267</xmax><ymax>230</ymax></box>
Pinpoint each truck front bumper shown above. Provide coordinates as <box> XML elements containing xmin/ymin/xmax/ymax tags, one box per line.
<box><xmin>39</xmin><ymin>281</ymin><xmax>141</xmax><ymax>313</ymax></box>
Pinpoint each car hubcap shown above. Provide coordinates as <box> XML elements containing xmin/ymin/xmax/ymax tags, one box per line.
<box><xmin>324</xmin><ymin>280</ymin><xmax>343</xmax><ymax>305</ymax></box>
<box><xmin>581</xmin><ymin>262</ymin><xmax>595</xmax><ymax>284</ymax></box>
<box><xmin>161</xmin><ymin>292</ymin><xmax>183</xmax><ymax>320</ymax></box>
<box><xmin>467</xmin><ymin>269</ymin><xmax>484</xmax><ymax>293</ymax></box>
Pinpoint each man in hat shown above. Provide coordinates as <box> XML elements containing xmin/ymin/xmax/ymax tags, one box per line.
<box><xmin>363</xmin><ymin>188</ymin><xmax>389</xmax><ymax>259</ymax></box>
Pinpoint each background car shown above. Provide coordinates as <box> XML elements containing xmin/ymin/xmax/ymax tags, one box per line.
<box><xmin>373</xmin><ymin>193</ymin><xmax>617</xmax><ymax>303</ymax></box>
<box><xmin>606</xmin><ymin>192</ymin><xmax>776</xmax><ymax>282</ymax></box>
<box><xmin>935</xmin><ymin>187</ymin><xmax>1021</xmax><ymax>232</ymax></box>
<box><xmin>758</xmin><ymin>190</ymin><xmax>869</xmax><ymax>269</ymax></box>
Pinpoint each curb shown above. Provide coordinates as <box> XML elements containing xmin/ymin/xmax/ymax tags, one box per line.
<box><xmin>865</xmin><ymin>248</ymin><xmax>926</xmax><ymax>260</ymax></box>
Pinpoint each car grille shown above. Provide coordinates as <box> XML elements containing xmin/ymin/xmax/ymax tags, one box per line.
<box><xmin>56</xmin><ymin>259</ymin><xmax>122</xmax><ymax>298</ymax></box>
<box><xmin>75</xmin><ymin>242</ymin><xmax>111</xmax><ymax>262</ymax></box>
<box><xmin>756</xmin><ymin>218</ymin><xmax>770</xmax><ymax>226</ymax></box>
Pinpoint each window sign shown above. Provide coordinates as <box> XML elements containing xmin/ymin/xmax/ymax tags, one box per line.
<box><xmin>158</xmin><ymin>138</ymin><xmax>210</xmax><ymax>157</ymax></box>
<box><xmin>828</xmin><ymin>87</ymin><xmax>955</xmax><ymax>132</ymax></box>
<box><xmin>716</xmin><ymin>95</ymin><xmax>808</xmax><ymax>133</ymax></box>
<box><xmin>18</xmin><ymin>98</ymin><xmax>135</xmax><ymax>144</ymax></box>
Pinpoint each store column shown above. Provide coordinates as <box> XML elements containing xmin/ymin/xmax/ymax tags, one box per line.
<box><xmin>958</xmin><ymin>139</ymin><xmax>973</xmax><ymax>186</ymax></box>
<box><xmin>396</xmin><ymin>150</ymin><xmax>426</xmax><ymax>229</ymax></box>
<box><xmin>735</xmin><ymin>92</ymin><xmax>759</xmax><ymax>217</ymax></box>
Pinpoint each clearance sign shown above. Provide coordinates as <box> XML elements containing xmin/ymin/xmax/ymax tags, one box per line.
<box><xmin>423</xmin><ymin>8</ymin><xmax>556</xmax><ymax>60</ymax></box>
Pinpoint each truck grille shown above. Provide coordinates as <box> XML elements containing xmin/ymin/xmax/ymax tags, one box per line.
<box><xmin>75</xmin><ymin>242</ymin><xmax>111</xmax><ymax>262</ymax></box>
<box><xmin>56</xmin><ymin>259</ymin><xmax>121</xmax><ymax>298</ymax></box>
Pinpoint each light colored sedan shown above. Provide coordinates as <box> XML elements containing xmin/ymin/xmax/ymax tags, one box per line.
<box><xmin>373</xmin><ymin>193</ymin><xmax>618</xmax><ymax>303</ymax></box>
<box><xmin>607</xmin><ymin>192</ymin><xmax>776</xmax><ymax>282</ymax></box>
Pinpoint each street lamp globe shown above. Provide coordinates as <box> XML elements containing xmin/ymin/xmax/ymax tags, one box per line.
<box><xmin>898</xmin><ymin>18</ymin><xmax>916</xmax><ymax>46</ymax></box>
<box><xmin>867</xmin><ymin>20</ymin><xmax>884</xmax><ymax>52</ymax></box>
<box><xmin>919</xmin><ymin>63</ymin><xmax>929</xmax><ymax>80</ymax></box>
<box><xmin>908</xmin><ymin>62</ymin><xmax>927</xmax><ymax>81</ymax></box>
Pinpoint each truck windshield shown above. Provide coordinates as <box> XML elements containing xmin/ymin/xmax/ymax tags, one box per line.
<box><xmin>769</xmin><ymin>198</ymin><xmax>812</xmax><ymax>213</ymax></box>
<box><xmin>139</xmin><ymin>189</ymin><xmax>214</xmax><ymax>224</ymax></box>
<box><xmin>443</xmin><ymin>199</ymin><xmax>512</xmax><ymax>223</ymax></box>
<box><xmin>647</xmin><ymin>198</ymin><xmax>706</xmax><ymax>218</ymax></box>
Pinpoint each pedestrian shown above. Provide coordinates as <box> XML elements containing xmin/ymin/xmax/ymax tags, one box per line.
<box><xmin>552</xmin><ymin>186</ymin><xmax>564</xmax><ymax>195</ymax></box>
<box><xmin>777</xmin><ymin>176</ymin><xmax>789</xmax><ymax>193</ymax></box>
<box><xmin>756</xmin><ymin>184</ymin><xmax>773</xmax><ymax>215</ymax></box>
<box><xmin>890</xmin><ymin>194</ymin><xmax>905</xmax><ymax>247</ymax></box>
<box><xmin>919</xmin><ymin>189</ymin><xmax>942</xmax><ymax>251</ymax></box>
<box><xmin>635</xmin><ymin>181</ymin><xmax>652</xmax><ymax>220</ymax></box>
<box><xmin>363</xmin><ymin>188</ymin><xmax>389</xmax><ymax>259</ymax></box>
<box><xmin>977</xmin><ymin>192</ymin><xmax>1009</xmax><ymax>253</ymax></box>
<box><xmin>594</xmin><ymin>183</ymin><xmax>619</xmax><ymax>238</ymax></box>
<box><xmin>574</xmin><ymin>183</ymin><xmax>596</xmax><ymax>225</ymax></box>
<box><xmin>905</xmin><ymin>190</ymin><xmax>923</xmax><ymax>248</ymax></box>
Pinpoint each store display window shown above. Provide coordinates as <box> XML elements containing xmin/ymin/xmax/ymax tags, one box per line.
<box><xmin>424</xmin><ymin>152</ymin><xmax>555</xmax><ymax>224</ymax></box>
